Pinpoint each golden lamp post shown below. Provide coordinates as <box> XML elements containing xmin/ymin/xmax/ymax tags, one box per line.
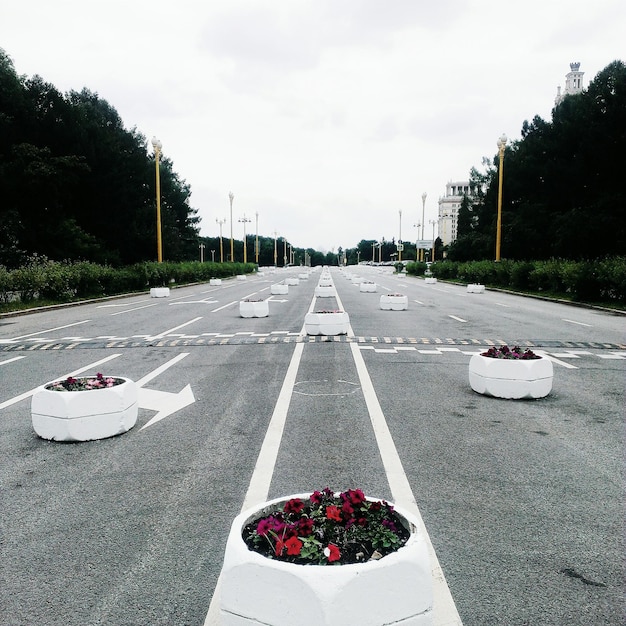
<box><xmin>420</xmin><ymin>192</ymin><xmax>427</xmax><ymax>261</ymax></box>
<box><xmin>495</xmin><ymin>133</ymin><xmax>507</xmax><ymax>262</ymax></box>
<box><xmin>229</xmin><ymin>191</ymin><xmax>234</xmax><ymax>262</ymax></box>
<box><xmin>239</xmin><ymin>214</ymin><xmax>251</xmax><ymax>263</ymax></box>
<box><xmin>151</xmin><ymin>136</ymin><xmax>163</xmax><ymax>262</ymax></box>
<box><xmin>216</xmin><ymin>218</ymin><xmax>226</xmax><ymax>263</ymax></box>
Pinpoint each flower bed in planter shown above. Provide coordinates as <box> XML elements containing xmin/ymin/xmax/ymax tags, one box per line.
<box><xmin>31</xmin><ymin>375</ymin><xmax>138</xmax><ymax>442</ymax></box>
<box><xmin>304</xmin><ymin>310</ymin><xmax>350</xmax><ymax>335</ymax></box>
<box><xmin>380</xmin><ymin>294</ymin><xmax>408</xmax><ymax>310</ymax></box>
<box><xmin>150</xmin><ymin>287</ymin><xmax>170</xmax><ymax>297</ymax></box>
<box><xmin>271</xmin><ymin>283</ymin><xmax>289</xmax><ymax>295</ymax></box>
<box><xmin>240</xmin><ymin>299</ymin><xmax>269</xmax><ymax>318</ymax></box>
<box><xmin>220</xmin><ymin>490</ymin><xmax>432</xmax><ymax>625</ymax></box>
<box><xmin>315</xmin><ymin>284</ymin><xmax>335</xmax><ymax>297</ymax></box>
<box><xmin>469</xmin><ymin>346</ymin><xmax>553</xmax><ymax>399</ymax></box>
<box><xmin>360</xmin><ymin>281</ymin><xmax>377</xmax><ymax>292</ymax></box>
<box><xmin>466</xmin><ymin>283</ymin><xmax>485</xmax><ymax>293</ymax></box>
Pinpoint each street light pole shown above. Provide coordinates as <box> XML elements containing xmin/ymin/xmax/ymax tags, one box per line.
<box><xmin>199</xmin><ymin>243</ymin><xmax>205</xmax><ymax>262</ymax></box>
<box><xmin>239</xmin><ymin>214</ymin><xmax>251</xmax><ymax>263</ymax></box>
<box><xmin>420</xmin><ymin>192</ymin><xmax>427</xmax><ymax>262</ymax></box>
<box><xmin>283</xmin><ymin>238</ymin><xmax>287</xmax><ymax>267</ymax></box>
<box><xmin>151</xmin><ymin>137</ymin><xmax>163</xmax><ymax>262</ymax></box>
<box><xmin>255</xmin><ymin>211</ymin><xmax>259</xmax><ymax>264</ymax></box>
<box><xmin>398</xmin><ymin>210</ymin><xmax>402</xmax><ymax>263</ymax></box>
<box><xmin>429</xmin><ymin>219</ymin><xmax>437</xmax><ymax>262</ymax></box>
<box><xmin>216</xmin><ymin>218</ymin><xmax>226</xmax><ymax>263</ymax></box>
<box><xmin>229</xmin><ymin>191</ymin><xmax>234</xmax><ymax>263</ymax></box>
<box><xmin>273</xmin><ymin>231</ymin><xmax>278</xmax><ymax>267</ymax></box>
<box><xmin>495</xmin><ymin>134</ymin><xmax>507</xmax><ymax>262</ymax></box>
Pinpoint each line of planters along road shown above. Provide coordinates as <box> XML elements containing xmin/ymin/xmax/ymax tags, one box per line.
<box><xmin>0</xmin><ymin>254</ymin><xmax>624</xmax><ymax>314</ymax></box>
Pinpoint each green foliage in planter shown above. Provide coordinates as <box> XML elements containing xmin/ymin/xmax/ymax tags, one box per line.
<box><xmin>405</xmin><ymin>261</ymin><xmax>428</xmax><ymax>276</ymax></box>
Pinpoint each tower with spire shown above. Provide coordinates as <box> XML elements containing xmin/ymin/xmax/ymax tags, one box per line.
<box><xmin>555</xmin><ymin>62</ymin><xmax>585</xmax><ymax>105</ymax></box>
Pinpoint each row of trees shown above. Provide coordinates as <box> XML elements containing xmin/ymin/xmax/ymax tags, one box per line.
<box><xmin>448</xmin><ymin>60</ymin><xmax>626</xmax><ymax>262</ymax></box>
<box><xmin>0</xmin><ymin>49</ymin><xmax>200</xmax><ymax>268</ymax></box>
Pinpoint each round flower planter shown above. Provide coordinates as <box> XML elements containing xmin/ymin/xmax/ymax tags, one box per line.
<box><xmin>271</xmin><ymin>283</ymin><xmax>289</xmax><ymax>295</ymax></box>
<box><xmin>468</xmin><ymin>354</ymin><xmax>554</xmax><ymax>399</ymax></box>
<box><xmin>315</xmin><ymin>285</ymin><xmax>336</xmax><ymax>298</ymax></box>
<box><xmin>304</xmin><ymin>311</ymin><xmax>350</xmax><ymax>336</ymax></box>
<box><xmin>380</xmin><ymin>294</ymin><xmax>408</xmax><ymax>310</ymax></box>
<box><xmin>237</xmin><ymin>275</ymin><xmax>247</xmax><ymax>281</ymax></box>
<box><xmin>424</xmin><ymin>277</ymin><xmax>437</xmax><ymax>284</ymax></box>
<box><xmin>150</xmin><ymin>287</ymin><xmax>170</xmax><ymax>297</ymax></box>
<box><xmin>209</xmin><ymin>278</ymin><xmax>222</xmax><ymax>286</ymax></box>
<box><xmin>240</xmin><ymin>300</ymin><xmax>269</xmax><ymax>318</ymax></box>
<box><xmin>360</xmin><ymin>281</ymin><xmax>377</xmax><ymax>292</ymax></box>
<box><xmin>351</xmin><ymin>276</ymin><xmax>364</xmax><ymax>284</ymax></box>
<box><xmin>31</xmin><ymin>377</ymin><xmax>138</xmax><ymax>442</ymax></box>
<box><xmin>298</xmin><ymin>273</ymin><xmax>309</xmax><ymax>280</ymax></box>
<box><xmin>220</xmin><ymin>494</ymin><xmax>433</xmax><ymax>626</ymax></box>
<box><xmin>286</xmin><ymin>277</ymin><xmax>300</xmax><ymax>286</ymax></box>
<box><xmin>466</xmin><ymin>283</ymin><xmax>485</xmax><ymax>293</ymax></box>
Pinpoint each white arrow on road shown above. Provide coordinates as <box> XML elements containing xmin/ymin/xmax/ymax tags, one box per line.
<box><xmin>135</xmin><ymin>352</ymin><xmax>196</xmax><ymax>430</ymax></box>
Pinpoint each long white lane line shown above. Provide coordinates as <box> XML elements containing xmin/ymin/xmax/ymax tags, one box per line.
<box><xmin>349</xmin><ymin>341</ymin><xmax>462</xmax><ymax>626</ymax></box>
<box><xmin>134</xmin><ymin>353</ymin><xmax>190</xmax><ymax>387</ymax></box>
<box><xmin>211</xmin><ymin>301</ymin><xmax>237</xmax><ymax>313</ymax></box>
<box><xmin>562</xmin><ymin>318</ymin><xmax>592</xmax><ymax>327</ymax></box>
<box><xmin>0</xmin><ymin>354</ymin><xmax>122</xmax><ymax>411</ymax></box>
<box><xmin>11</xmin><ymin>320</ymin><xmax>90</xmax><ymax>340</ymax></box>
<box><xmin>0</xmin><ymin>356</ymin><xmax>26</xmax><ymax>366</ymax></box>
<box><xmin>148</xmin><ymin>317</ymin><xmax>203</xmax><ymax>340</ymax></box>
<box><xmin>203</xmin><ymin>341</ymin><xmax>305</xmax><ymax>626</ymax></box>
<box><xmin>110</xmin><ymin>304</ymin><xmax>159</xmax><ymax>316</ymax></box>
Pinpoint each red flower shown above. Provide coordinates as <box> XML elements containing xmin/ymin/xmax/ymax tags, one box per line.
<box><xmin>324</xmin><ymin>543</ymin><xmax>341</xmax><ymax>562</ymax></box>
<box><xmin>341</xmin><ymin>501</ymin><xmax>354</xmax><ymax>517</ymax></box>
<box><xmin>342</xmin><ymin>488</ymin><xmax>366</xmax><ymax>506</ymax></box>
<box><xmin>326</xmin><ymin>505</ymin><xmax>342</xmax><ymax>522</ymax></box>
<box><xmin>275</xmin><ymin>539</ymin><xmax>285</xmax><ymax>557</ymax></box>
<box><xmin>298</xmin><ymin>518</ymin><xmax>314</xmax><ymax>536</ymax></box>
<box><xmin>284</xmin><ymin>498</ymin><xmax>304</xmax><ymax>514</ymax></box>
<box><xmin>285</xmin><ymin>536</ymin><xmax>303</xmax><ymax>556</ymax></box>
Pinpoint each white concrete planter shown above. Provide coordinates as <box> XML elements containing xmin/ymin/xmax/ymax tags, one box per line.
<box><xmin>315</xmin><ymin>285</ymin><xmax>336</xmax><ymax>298</ymax></box>
<box><xmin>271</xmin><ymin>283</ymin><xmax>289</xmax><ymax>295</ymax></box>
<box><xmin>150</xmin><ymin>287</ymin><xmax>170</xmax><ymax>298</ymax></box>
<box><xmin>360</xmin><ymin>281</ymin><xmax>377</xmax><ymax>292</ymax></box>
<box><xmin>466</xmin><ymin>283</ymin><xmax>485</xmax><ymax>293</ymax></box>
<box><xmin>209</xmin><ymin>278</ymin><xmax>222</xmax><ymax>286</ymax></box>
<box><xmin>220</xmin><ymin>494</ymin><xmax>433</xmax><ymax>626</ymax></box>
<box><xmin>380</xmin><ymin>294</ymin><xmax>408</xmax><ymax>310</ymax></box>
<box><xmin>237</xmin><ymin>275</ymin><xmax>247</xmax><ymax>281</ymax></box>
<box><xmin>304</xmin><ymin>311</ymin><xmax>350</xmax><ymax>336</ymax></box>
<box><xmin>351</xmin><ymin>276</ymin><xmax>363</xmax><ymax>284</ymax></box>
<box><xmin>31</xmin><ymin>377</ymin><xmax>138</xmax><ymax>442</ymax></box>
<box><xmin>240</xmin><ymin>299</ymin><xmax>269</xmax><ymax>318</ymax></box>
<box><xmin>298</xmin><ymin>273</ymin><xmax>309</xmax><ymax>280</ymax></box>
<box><xmin>257</xmin><ymin>271</ymin><xmax>265</xmax><ymax>277</ymax></box>
<box><xmin>468</xmin><ymin>354</ymin><xmax>554</xmax><ymax>399</ymax></box>
<box><xmin>424</xmin><ymin>277</ymin><xmax>437</xmax><ymax>284</ymax></box>
<box><xmin>286</xmin><ymin>277</ymin><xmax>300</xmax><ymax>286</ymax></box>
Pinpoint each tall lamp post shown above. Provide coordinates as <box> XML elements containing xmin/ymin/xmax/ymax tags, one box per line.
<box><xmin>420</xmin><ymin>192</ymin><xmax>427</xmax><ymax>261</ymax></box>
<box><xmin>495</xmin><ymin>133</ymin><xmax>507</xmax><ymax>262</ymax></box>
<box><xmin>283</xmin><ymin>238</ymin><xmax>287</xmax><ymax>267</ymax></box>
<box><xmin>429</xmin><ymin>219</ymin><xmax>437</xmax><ymax>262</ymax></box>
<box><xmin>229</xmin><ymin>191</ymin><xmax>234</xmax><ymax>262</ymax></box>
<box><xmin>273</xmin><ymin>231</ymin><xmax>278</xmax><ymax>267</ymax></box>
<box><xmin>216</xmin><ymin>218</ymin><xmax>226</xmax><ymax>263</ymax></box>
<box><xmin>199</xmin><ymin>242</ymin><xmax>205</xmax><ymax>262</ymax></box>
<box><xmin>255</xmin><ymin>211</ymin><xmax>259</xmax><ymax>264</ymax></box>
<box><xmin>398</xmin><ymin>210</ymin><xmax>402</xmax><ymax>263</ymax></box>
<box><xmin>239</xmin><ymin>214</ymin><xmax>251</xmax><ymax>263</ymax></box>
<box><xmin>151</xmin><ymin>137</ymin><xmax>163</xmax><ymax>262</ymax></box>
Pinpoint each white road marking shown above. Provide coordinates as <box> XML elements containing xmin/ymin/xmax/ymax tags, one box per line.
<box><xmin>562</xmin><ymin>318</ymin><xmax>592</xmax><ymax>327</ymax></box>
<box><xmin>495</xmin><ymin>303</ymin><xmax>511</xmax><ymax>307</ymax></box>
<box><xmin>414</xmin><ymin>299</ymin><xmax>424</xmax><ymax>304</ymax></box>
<box><xmin>211</xmin><ymin>301</ymin><xmax>237</xmax><ymax>313</ymax></box>
<box><xmin>98</xmin><ymin>300</ymin><xmax>151</xmax><ymax>308</ymax></box>
<box><xmin>148</xmin><ymin>317</ymin><xmax>203</xmax><ymax>340</ymax></box>
<box><xmin>534</xmin><ymin>351</ymin><xmax>578</xmax><ymax>369</ymax></box>
<box><xmin>110</xmin><ymin>304</ymin><xmax>159</xmax><ymax>316</ymax></box>
<box><xmin>11</xmin><ymin>320</ymin><xmax>90</xmax><ymax>340</ymax></box>
<box><xmin>448</xmin><ymin>315</ymin><xmax>467</xmax><ymax>323</ymax></box>
<box><xmin>0</xmin><ymin>356</ymin><xmax>26</xmax><ymax>366</ymax></box>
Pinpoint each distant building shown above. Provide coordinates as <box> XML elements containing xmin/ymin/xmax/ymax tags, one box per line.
<box><xmin>555</xmin><ymin>62</ymin><xmax>584</xmax><ymax>105</ymax></box>
<box><xmin>438</xmin><ymin>181</ymin><xmax>473</xmax><ymax>246</ymax></box>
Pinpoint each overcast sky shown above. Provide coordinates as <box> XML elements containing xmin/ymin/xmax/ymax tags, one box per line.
<box><xmin>2</xmin><ymin>0</ymin><xmax>624</xmax><ymax>254</ymax></box>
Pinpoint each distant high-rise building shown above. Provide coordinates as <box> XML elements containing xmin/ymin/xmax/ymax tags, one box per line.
<box><xmin>438</xmin><ymin>181</ymin><xmax>473</xmax><ymax>246</ymax></box>
<box><xmin>555</xmin><ymin>62</ymin><xmax>584</xmax><ymax>105</ymax></box>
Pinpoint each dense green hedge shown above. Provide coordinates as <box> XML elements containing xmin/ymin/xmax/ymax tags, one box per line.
<box><xmin>421</xmin><ymin>258</ymin><xmax>626</xmax><ymax>304</ymax></box>
<box><xmin>0</xmin><ymin>256</ymin><xmax>256</xmax><ymax>308</ymax></box>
